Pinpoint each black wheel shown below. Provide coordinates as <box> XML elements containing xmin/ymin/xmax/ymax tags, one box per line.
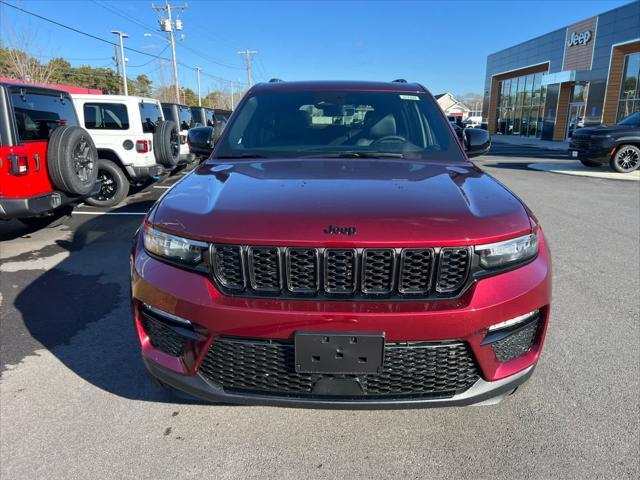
<box><xmin>610</xmin><ymin>145</ymin><xmax>640</xmax><ymax>173</ymax></box>
<box><xmin>579</xmin><ymin>159</ymin><xmax>601</xmax><ymax>168</ymax></box>
<box><xmin>47</xmin><ymin>126</ymin><xmax>99</xmax><ymax>195</ymax></box>
<box><xmin>85</xmin><ymin>159</ymin><xmax>129</xmax><ymax>207</ymax></box>
<box><xmin>19</xmin><ymin>206</ymin><xmax>74</xmax><ymax>229</ymax></box>
<box><xmin>154</xmin><ymin>120</ymin><xmax>180</xmax><ymax>167</ymax></box>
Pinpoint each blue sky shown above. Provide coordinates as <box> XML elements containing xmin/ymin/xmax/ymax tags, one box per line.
<box><xmin>0</xmin><ymin>0</ymin><xmax>632</xmax><ymax>95</ymax></box>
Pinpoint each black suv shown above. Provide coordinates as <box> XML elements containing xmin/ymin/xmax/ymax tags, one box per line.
<box><xmin>569</xmin><ymin>112</ymin><xmax>640</xmax><ymax>173</ymax></box>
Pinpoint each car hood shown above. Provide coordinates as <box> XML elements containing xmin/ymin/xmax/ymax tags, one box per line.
<box><xmin>151</xmin><ymin>159</ymin><xmax>532</xmax><ymax>246</ymax></box>
<box><xmin>573</xmin><ymin>124</ymin><xmax>636</xmax><ymax>137</ymax></box>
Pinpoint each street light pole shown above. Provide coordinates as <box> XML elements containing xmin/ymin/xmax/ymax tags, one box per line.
<box><xmin>195</xmin><ymin>66</ymin><xmax>202</xmax><ymax>106</ymax></box>
<box><xmin>112</xmin><ymin>30</ymin><xmax>129</xmax><ymax>95</ymax></box>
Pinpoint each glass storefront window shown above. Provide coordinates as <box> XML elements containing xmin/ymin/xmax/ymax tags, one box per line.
<box><xmin>523</xmin><ymin>75</ymin><xmax>533</xmax><ymax>106</ymax></box>
<box><xmin>617</xmin><ymin>53</ymin><xmax>640</xmax><ymax>122</ymax></box>
<box><xmin>495</xmin><ymin>70</ymin><xmax>547</xmax><ymax>137</ymax></box>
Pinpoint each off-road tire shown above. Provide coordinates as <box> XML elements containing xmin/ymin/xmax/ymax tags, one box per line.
<box><xmin>610</xmin><ymin>144</ymin><xmax>640</xmax><ymax>173</ymax></box>
<box><xmin>154</xmin><ymin>120</ymin><xmax>180</xmax><ymax>167</ymax></box>
<box><xmin>85</xmin><ymin>159</ymin><xmax>129</xmax><ymax>207</ymax></box>
<box><xmin>47</xmin><ymin>125</ymin><xmax>98</xmax><ymax>195</ymax></box>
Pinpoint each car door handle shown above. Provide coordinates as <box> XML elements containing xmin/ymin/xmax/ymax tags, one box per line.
<box><xmin>34</xmin><ymin>153</ymin><xmax>40</xmax><ymax>172</ymax></box>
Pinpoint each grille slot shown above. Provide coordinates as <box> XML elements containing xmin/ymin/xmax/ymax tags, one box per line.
<box><xmin>361</xmin><ymin>249</ymin><xmax>395</xmax><ymax>294</ymax></box>
<box><xmin>492</xmin><ymin>319</ymin><xmax>539</xmax><ymax>362</ymax></box>
<box><xmin>398</xmin><ymin>248</ymin><xmax>434</xmax><ymax>294</ymax></box>
<box><xmin>210</xmin><ymin>245</ymin><xmax>472</xmax><ymax>299</ymax></box>
<box><xmin>286</xmin><ymin>248</ymin><xmax>319</xmax><ymax>293</ymax></box>
<box><xmin>248</xmin><ymin>247</ymin><xmax>281</xmax><ymax>292</ymax></box>
<box><xmin>212</xmin><ymin>245</ymin><xmax>245</xmax><ymax>290</ymax></box>
<box><xmin>324</xmin><ymin>249</ymin><xmax>357</xmax><ymax>294</ymax></box>
<box><xmin>199</xmin><ymin>337</ymin><xmax>479</xmax><ymax>399</ymax></box>
<box><xmin>140</xmin><ymin>312</ymin><xmax>188</xmax><ymax>357</ymax></box>
<box><xmin>436</xmin><ymin>247</ymin><xmax>471</xmax><ymax>293</ymax></box>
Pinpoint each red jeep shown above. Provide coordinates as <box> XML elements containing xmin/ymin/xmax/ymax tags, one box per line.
<box><xmin>0</xmin><ymin>83</ymin><xmax>99</xmax><ymax>227</ymax></box>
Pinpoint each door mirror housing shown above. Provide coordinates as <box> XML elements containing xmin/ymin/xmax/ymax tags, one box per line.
<box><xmin>187</xmin><ymin>126</ymin><xmax>215</xmax><ymax>158</ymax></box>
<box><xmin>463</xmin><ymin>128</ymin><xmax>491</xmax><ymax>158</ymax></box>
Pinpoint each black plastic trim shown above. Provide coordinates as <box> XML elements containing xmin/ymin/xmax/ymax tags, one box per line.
<box><xmin>143</xmin><ymin>356</ymin><xmax>536</xmax><ymax>409</ymax></box>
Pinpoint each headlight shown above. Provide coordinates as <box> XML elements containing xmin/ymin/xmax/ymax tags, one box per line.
<box><xmin>143</xmin><ymin>224</ymin><xmax>208</xmax><ymax>266</ymax></box>
<box><xmin>476</xmin><ymin>232</ymin><xmax>538</xmax><ymax>269</ymax></box>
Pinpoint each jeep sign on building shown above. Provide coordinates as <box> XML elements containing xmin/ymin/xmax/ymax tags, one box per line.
<box><xmin>482</xmin><ymin>2</ymin><xmax>640</xmax><ymax>141</ymax></box>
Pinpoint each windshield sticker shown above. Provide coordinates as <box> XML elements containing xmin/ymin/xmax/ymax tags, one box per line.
<box><xmin>399</xmin><ymin>94</ymin><xmax>420</xmax><ymax>101</ymax></box>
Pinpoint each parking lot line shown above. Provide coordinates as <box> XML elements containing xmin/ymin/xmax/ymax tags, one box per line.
<box><xmin>72</xmin><ymin>211</ymin><xmax>147</xmax><ymax>216</ymax></box>
<box><xmin>153</xmin><ymin>186</ymin><xmax>172</xmax><ymax>189</ymax></box>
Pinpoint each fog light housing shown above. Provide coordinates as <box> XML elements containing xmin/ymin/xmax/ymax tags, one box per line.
<box><xmin>482</xmin><ymin>310</ymin><xmax>540</xmax><ymax>362</ymax></box>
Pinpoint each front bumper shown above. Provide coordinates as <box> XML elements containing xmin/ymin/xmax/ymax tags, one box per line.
<box><xmin>144</xmin><ymin>355</ymin><xmax>535</xmax><ymax>408</ymax></box>
<box><xmin>568</xmin><ymin>140</ymin><xmax>613</xmax><ymax>163</ymax></box>
<box><xmin>0</xmin><ymin>182</ymin><xmax>101</xmax><ymax>220</ymax></box>
<box><xmin>131</xmin><ymin>230</ymin><xmax>551</xmax><ymax>407</ymax></box>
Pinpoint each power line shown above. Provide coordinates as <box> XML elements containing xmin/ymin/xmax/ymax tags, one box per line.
<box><xmin>0</xmin><ymin>0</ymin><xmax>240</xmax><ymax>90</ymax></box>
<box><xmin>177</xmin><ymin>42</ymin><xmax>245</xmax><ymax>70</ymax></box>
<box><xmin>91</xmin><ymin>0</ymin><xmax>157</xmax><ymax>32</ymax></box>
<box><xmin>0</xmin><ymin>0</ymin><xmax>171</xmax><ymax>62</ymax></box>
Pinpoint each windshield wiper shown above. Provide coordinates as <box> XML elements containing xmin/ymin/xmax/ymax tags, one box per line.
<box><xmin>301</xmin><ymin>152</ymin><xmax>404</xmax><ymax>159</ymax></box>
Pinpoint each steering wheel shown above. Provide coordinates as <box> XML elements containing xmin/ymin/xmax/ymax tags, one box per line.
<box><xmin>371</xmin><ymin>135</ymin><xmax>407</xmax><ymax>145</ymax></box>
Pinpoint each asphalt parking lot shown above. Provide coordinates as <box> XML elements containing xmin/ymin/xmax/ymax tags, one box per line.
<box><xmin>1</xmin><ymin>144</ymin><xmax>639</xmax><ymax>479</ymax></box>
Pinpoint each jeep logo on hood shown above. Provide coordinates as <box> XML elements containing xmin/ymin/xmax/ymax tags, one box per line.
<box><xmin>567</xmin><ymin>30</ymin><xmax>592</xmax><ymax>47</ymax></box>
<box><xmin>324</xmin><ymin>224</ymin><xmax>357</xmax><ymax>236</ymax></box>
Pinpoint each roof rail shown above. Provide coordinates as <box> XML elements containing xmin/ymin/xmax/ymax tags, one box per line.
<box><xmin>392</xmin><ymin>79</ymin><xmax>408</xmax><ymax>83</ymax></box>
<box><xmin>268</xmin><ymin>78</ymin><xmax>284</xmax><ymax>83</ymax></box>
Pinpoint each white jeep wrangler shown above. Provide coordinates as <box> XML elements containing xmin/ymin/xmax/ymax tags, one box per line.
<box><xmin>71</xmin><ymin>94</ymin><xmax>180</xmax><ymax>206</ymax></box>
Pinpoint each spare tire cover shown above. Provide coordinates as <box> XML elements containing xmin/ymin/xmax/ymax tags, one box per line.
<box><xmin>47</xmin><ymin>125</ymin><xmax>99</xmax><ymax>196</ymax></box>
<box><xmin>154</xmin><ymin>120</ymin><xmax>180</xmax><ymax>167</ymax></box>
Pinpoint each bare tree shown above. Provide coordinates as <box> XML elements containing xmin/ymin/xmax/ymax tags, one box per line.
<box><xmin>5</xmin><ymin>26</ymin><xmax>56</xmax><ymax>83</ymax></box>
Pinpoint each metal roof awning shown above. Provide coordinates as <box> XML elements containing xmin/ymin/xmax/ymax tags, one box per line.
<box><xmin>541</xmin><ymin>70</ymin><xmax>591</xmax><ymax>85</ymax></box>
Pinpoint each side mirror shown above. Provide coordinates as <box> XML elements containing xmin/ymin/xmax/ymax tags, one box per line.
<box><xmin>187</xmin><ymin>126</ymin><xmax>215</xmax><ymax>158</ymax></box>
<box><xmin>463</xmin><ymin>128</ymin><xmax>491</xmax><ymax>158</ymax></box>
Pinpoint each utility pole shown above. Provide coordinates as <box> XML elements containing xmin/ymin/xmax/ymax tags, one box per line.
<box><xmin>112</xmin><ymin>44</ymin><xmax>121</xmax><ymax>87</ymax></box>
<box><xmin>111</xmin><ymin>31</ymin><xmax>128</xmax><ymax>95</ymax></box>
<box><xmin>237</xmin><ymin>49</ymin><xmax>257</xmax><ymax>88</ymax></box>
<box><xmin>230</xmin><ymin>81</ymin><xmax>235</xmax><ymax>110</ymax></box>
<box><xmin>153</xmin><ymin>0</ymin><xmax>187</xmax><ymax>103</ymax></box>
<box><xmin>195</xmin><ymin>66</ymin><xmax>202</xmax><ymax>106</ymax></box>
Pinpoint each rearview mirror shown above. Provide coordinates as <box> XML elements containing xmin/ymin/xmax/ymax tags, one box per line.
<box><xmin>187</xmin><ymin>126</ymin><xmax>215</xmax><ymax>159</ymax></box>
<box><xmin>463</xmin><ymin>128</ymin><xmax>491</xmax><ymax>158</ymax></box>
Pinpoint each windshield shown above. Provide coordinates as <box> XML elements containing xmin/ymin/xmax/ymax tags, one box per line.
<box><xmin>178</xmin><ymin>106</ymin><xmax>193</xmax><ymax>130</ymax></box>
<box><xmin>618</xmin><ymin>112</ymin><xmax>640</xmax><ymax>126</ymax></box>
<box><xmin>215</xmin><ymin>90</ymin><xmax>463</xmax><ymax>161</ymax></box>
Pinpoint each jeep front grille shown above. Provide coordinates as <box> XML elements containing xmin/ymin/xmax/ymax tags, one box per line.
<box><xmin>199</xmin><ymin>337</ymin><xmax>479</xmax><ymax>398</ymax></box>
<box><xmin>211</xmin><ymin>245</ymin><xmax>472</xmax><ymax>299</ymax></box>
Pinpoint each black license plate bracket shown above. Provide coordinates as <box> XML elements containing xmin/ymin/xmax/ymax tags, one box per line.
<box><xmin>294</xmin><ymin>332</ymin><xmax>384</xmax><ymax>374</ymax></box>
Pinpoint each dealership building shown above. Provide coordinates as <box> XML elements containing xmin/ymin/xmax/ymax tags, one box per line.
<box><xmin>482</xmin><ymin>1</ymin><xmax>639</xmax><ymax>141</ymax></box>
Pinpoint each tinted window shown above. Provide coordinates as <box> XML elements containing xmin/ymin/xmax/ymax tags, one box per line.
<box><xmin>139</xmin><ymin>102</ymin><xmax>163</xmax><ymax>133</ymax></box>
<box><xmin>162</xmin><ymin>105</ymin><xmax>176</xmax><ymax>123</ymax></box>
<box><xmin>205</xmin><ymin>109</ymin><xmax>216</xmax><ymax>127</ymax></box>
<box><xmin>10</xmin><ymin>90</ymin><xmax>78</xmax><ymax>142</ymax></box>
<box><xmin>83</xmin><ymin>103</ymin><xmax>129</xmax><ymax>130</ymax></box>
<box><xmin>618</xmin><ymin>112</ymin><xmax>640</xmax><ymax>126</ymax></box>
<box><xmin>178</xmin><ymin>106</ymin><xmax>193</xmax><ymax>130</ymax></box>
<box><xmin>216</xmin><ymin>90</ymin><xmax>461</xmax><ymax>161</ymax></box>
<box><xmin>191</xmin><ymin>107</ymin><xmax>204</xmax><ymax>124</ymax></box>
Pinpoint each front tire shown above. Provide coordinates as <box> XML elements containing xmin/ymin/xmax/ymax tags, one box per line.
<box><xmin>85</xmin><ymin>159</ymin><xmax>129</xmax><ymax>207</ymax></box>
<box><xmin>610</xmin><ymin>145</ymin><xmax>640</xmax><ymax>173</ymax></box>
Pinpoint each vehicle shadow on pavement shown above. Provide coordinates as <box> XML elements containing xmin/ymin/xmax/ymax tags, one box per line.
<box><xmin>11</xmin><ymin>201</ymin><xmax>207</xmax><ymax>404</ymax></box>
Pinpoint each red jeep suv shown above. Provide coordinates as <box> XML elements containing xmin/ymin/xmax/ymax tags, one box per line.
<box><xmin>0</xmin><ymin>83</ymin><xmax>99</xmax><ymax>226</ymax></box>
<box><xmin>131</xmin><ymin>80</ymin><xmax>551</xmax><ymax>408</ymax></box>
